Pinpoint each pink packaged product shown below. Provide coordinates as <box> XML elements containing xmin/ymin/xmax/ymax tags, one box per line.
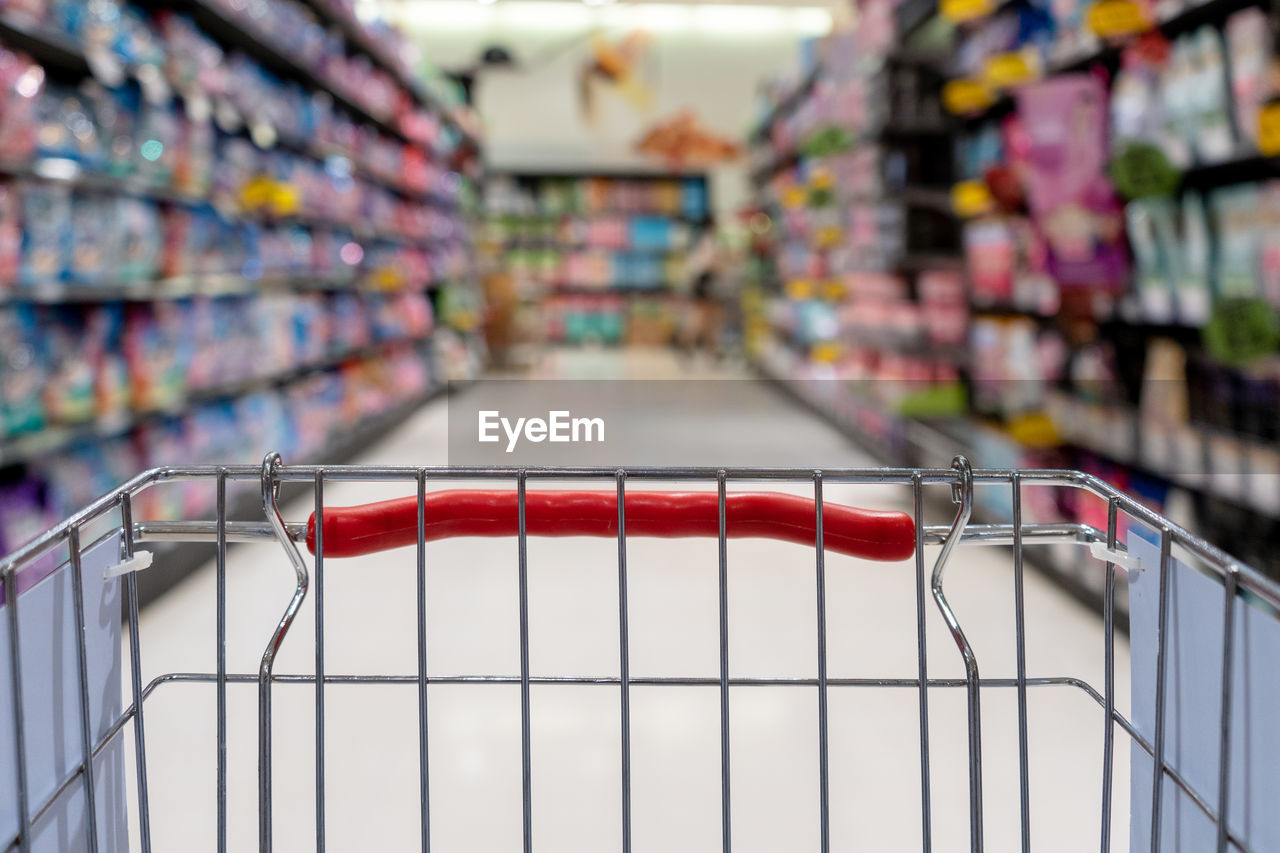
<box><xmin>0</xmin><ymin>47</ymin><xmax>41</xmax><ymax>162</ymax></box>
<box><xmin>0</xmin><ymin>182</ymin><xmax>20</xmax><ymax>287</ymax></box>
<box><xmin>1016</xmin><ymin>75</ymin><xmax>1130</xmax><ymax>290</ymax></box>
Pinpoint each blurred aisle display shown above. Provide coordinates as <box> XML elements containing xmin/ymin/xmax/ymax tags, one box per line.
<box><xmin>478</xmin><ymin>172</ymin><xmax>711</xmax><ymax>360</ymax></box>
<box><xmin>744</xmin><ymin>0</ymin><xmax>1280</xmax><ymax>596</ymax></box>
<box><xmin>0</xmin><ymin>0</ymin><xmax>486</xmax><ymax>568</ymax></box>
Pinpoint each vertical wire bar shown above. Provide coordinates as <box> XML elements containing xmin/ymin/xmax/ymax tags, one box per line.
<box><xmin>67</xmin><ymin>529</ymin><xmax>100</xmax><ymax>853</ymax></box>
<box><xmin>813</xmin><ymin>473</ymin><xmax>830</xmax><ymax>853</ymax></box>
<box><xmin>717</xmin><ymin>471</ymin><xmax>732</xmax><ymax>853</ymax></box>
<box><xmin>912</xmin><ymin>474</ymin><xmax>932</xmax><ymax>852</ymax></box>
<box><xmin>517</xmin><ymin>471</ymin><xmax>532</xmax><ymax>853</ymax></box>
<box><xmin>417</xmin><ymin>470</ymin><xmax>432</xmax><ymax>853</ymax></box>
<box><xmin>313</xmin><ymin>472</ymin><xmax>326</xmax><ymax>853</ymax></box>
<box><xmin>120</xmin><ymin>495</ymin><xmax>152</xmax><ymax>852</ymax></box>
<box><xmin>120</xmin><ymin>491</ymin><xmax>152</xmax><ymax>850</ymax></box>
<box><xmin>615</xmin><ymin>471</ymin><xmax>632</xmax><ymax>853</ymax></box>
<box><xmin>1099</xmin><ymin>499</ymin><xmax>1118</xmax><ymax>853</ymax></box>
<box><xmin>1214</xmin><ymin>567</ymin><xmax>1238</xmax><ymax>853</ymax></box>
<box><xmin>1010</xmin><ymin>475</ymin><xmax>1029</xmax><ymax>851</ymax></box>
<box><xmin>1149</xmin><ymin>529</ymin><xmax>1173</xmax><ymax>852</ymax></box>
<box><xmin>216</xmin><ymin>473</ymin><xmax>228</xmax><ymax>853</ymax></box>
<box><xmin>258</xmin><ymin>453</ymin><xmax>311</xmax><ymax>853</ymax></box>
<box><xmin>5</xmin><ymin>563</ymin><xmax>31</xmax><ymax>853</ymax></box>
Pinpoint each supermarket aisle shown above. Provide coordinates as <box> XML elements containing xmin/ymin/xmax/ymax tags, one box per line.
<box><xmin>131</xmin><ymin>349</ymin><xmax>1129</xmax><ymax>853</ymax></box>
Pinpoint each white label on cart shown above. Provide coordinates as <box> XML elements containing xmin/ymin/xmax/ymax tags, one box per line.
<box><xmin>1128</xmin><ymin>527</ymin><xmax>1280</xmax><ymax>852</ymax></box>
<box><xmin>478</xmin><ymin>410</ymin><xmax>605</xmax><ymax>453</ymax></box>
<box><xmin>0</xmin><ymin>533</ymin><xmax>128</xmax><ymax>851</ymax></box>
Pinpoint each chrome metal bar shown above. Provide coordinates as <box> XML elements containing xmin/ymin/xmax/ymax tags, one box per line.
<box><xmin>1149</xmin><ymin>528</ymin><xmax>1173</xmax><ymax>852</ymax></box>
<box><xmin>417</xmin><ymin>470</ymin><xmax>432</xmax><ymax>853</ymax></box>
<box><xmin>932</xmin><ymin>456</ymin><xmax>981</xmax><ymax>852</ymax></box>
<box><xmin>1215</xmin><ymin>566</ymin><xmax>1238</xmax><ymax>853</ymax></box>
<box><xmin>1011</xmin><ymin>475</ymin><xmax>1030</xmax><ymax>851</ymax></box>
<box><xmin>133</xmin><ymin>520</ymin><xmax>309</xmax><ymax>544</ymax></box>
<box><xmin>5</xmin><ymin>566</ymin><xmax>31</xmax><ymax>853</ymax></box>
<box><xmin>717</xmin><ymin>470</ymin><xmax>732</xmax><ymax>853</ymax></box>
<box><xmin>143</xmin><ymin>671</ymin><xmax>1118</xmax><ymax>690</ymax></box>
<box><xmin>517</xmin><ymin>471</ymin><xmax>533</xmax><ymax>853</ymax></box>
<box><xmin>313</xmin><ymin>471</ymin><xmax>326</xmax><ymax>853</ymax></box>
<box><xmin>67</xmin><ymin>528</ymin><xmax>100</xmax><ymax>853</ymax></box>
<box><xmin>216</xmin><ymin>473</ymin><xmax>228</xmax><ymax>853</ymax></box>
<box><xmin>258</xmin><ymin>454</ymin><xmax>310</xmax><ymax>853</ymax></box>
<box><xmin>616</xmin><ymin>471</ymin><xmax>633</xmax><ymax>853</ymax></box>
<box><xmin>1100</xmin><ymin>498</ymin><xmax>1117</xmax><ymax>853</ymax></box>
<box><xmin>121</xmin><ymin>495</ymin><xmax>152</xmax><ymax>853</ymax></box>
<box><xmin>813</xmin><ymin>472</ymin><xmax>830</xmax><ymax>853</ymax></box>
<box><xmin>913</xmin><ymin>473</ymin><xmax>932</xmax><ymax>853</ymax></box>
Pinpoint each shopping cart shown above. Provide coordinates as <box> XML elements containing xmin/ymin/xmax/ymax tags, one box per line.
<box><xmin>2</xmin><ymin>453</ymin><xmax>1278</xmax><ymax>853</ymax></box>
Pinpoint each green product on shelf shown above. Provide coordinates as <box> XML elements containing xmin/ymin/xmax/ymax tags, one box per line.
<box><xmin>1110</xmin><ymin>141</ymin><xmax>1180</xmax><ymax>200</ymax></box>
<box><xmin>893</xmin><ymin>383</ymin><xmax>969</xmax><ymax>419</ymax></box>
<box><xmin>1203</xmin><ymin>297</ymin><xmax>1280</xmax><ymax>365</ymax></box>
<box><xmin>800</xmin><ymin>126</ymin><xmax>853</xmax><ymax>158</ymax></box>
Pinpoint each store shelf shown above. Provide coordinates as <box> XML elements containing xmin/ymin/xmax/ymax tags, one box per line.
<box><xmin>752</xmin><ymin>121</ymin><xmax>952</xmax><ymax>184</ymax></box>
<box><xmin>152</xmin><ymin>0</ymin><xmax>403</xmax><ymax>144</ymax></box>
<box><xmin>292</xmin><ymin>0</ymin><xmax>478</xmax><ymax>149</ymax></box>
<box><xmin>0</xmin><ymin>335</ymin><xmax>432</xmax><ymax>468</ymax></box>
<box><xmin>490</xmin><ymin>212</ymin><xmax>711</xmax><ymax>226</ymax></box>
<box><xmin>970</xmin><ymin>300</ymin><xmax>1058</xmax><ymax>319</ymax></box>
<box><xmin>0</xmin><ymin>7</ymin><xmax>424</xmax><ymax>153</ymax></box>
<box><xmin>134</xmin><ymin>378</ymin><xmax>450</xmax><ymax>607</ymax></box>
<box><xmin>0</xmin><ymin>13</ymin><xmax>91</xmax><ymax>76</ymax></box>
<box><xmin>1180</xmin><ymin>154</ymin><xmax>1280</xmax><ymax>191</ymax></box>
<box><xmin>0</xmin><ymin>157</ymin><xmax>454</xmax><ymax>250</ymax></box>
<box><xmin>770</xmin><ymin>321</ymin><xmax>970</xmax><ymax>364</ymax></box>
<box><xmin>499</xmin><ymin>242</ymin><xmax>685</xmax><ymax>254</ymax></box>
<box><xmin>547</xmin><ymin>285</ymin><xmax>675</xmax><ymax>296</ymax></box>
<box><xmin>950</xmin><ymin>0</ymin><xmax>1269</xmax><ymax>121</ymax></box>
<box><xmin>0</xmin><ymin>273</ymin><xmax>448</xmax><ymax>306</ymax></box>
<box><xmin>748</xmin><ymin>62</ymin><xmax>823</xmax><ymax>144</ymax></box>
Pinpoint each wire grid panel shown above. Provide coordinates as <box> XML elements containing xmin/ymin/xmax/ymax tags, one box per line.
<box><xmin>1</xmin><ymin>457</ymin><xmax>1279</xmax><ymax>852</ymax></box>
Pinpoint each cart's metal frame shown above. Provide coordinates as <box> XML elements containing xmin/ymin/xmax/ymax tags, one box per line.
<box><xmin>3</xmin><ymin>454</ymin><xmax>1279</xmax><ymax>853</ymax></box>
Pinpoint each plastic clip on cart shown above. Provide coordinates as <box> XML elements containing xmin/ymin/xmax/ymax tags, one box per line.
<box><xmin>2</xmin><ymin>454</ymin><xmax>1279</xmax><ymax>851</ymax></box>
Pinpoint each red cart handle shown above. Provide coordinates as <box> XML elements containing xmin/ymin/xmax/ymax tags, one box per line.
<box><xmin>305</xmin><ymin>490</ymin><xmax>915</xmax><ymax>562</ymax></box>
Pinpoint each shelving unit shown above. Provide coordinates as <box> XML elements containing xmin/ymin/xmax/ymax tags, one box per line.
<box><xmin>744</xmin><ymin>26</ymin><xmax>969</xmax><ymax>431</ymax></box>
<box><xmin>747</xmin><ymin>0</ymin><xmax>1280</xmax><ymax>599</ymax></box>
<box><xmin>0</xmin><ymin>335</ymin><xmax>431</xmax><ymax>468</ymax></box>
<box><xmin>0</xmin><ymin>0</ymin><xmax>484</xmax><ymax>565</ymax></box>
<box><xmin>481</xmin><ymin>171</ymin><xmax>710</xmax><ymax>348</ymax></box>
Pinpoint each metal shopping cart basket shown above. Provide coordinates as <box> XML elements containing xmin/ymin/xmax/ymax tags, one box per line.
<box><xmin>2</xmin><ymin>453</ymin><xmax>1279</xmax><ymax>852</ymax></box>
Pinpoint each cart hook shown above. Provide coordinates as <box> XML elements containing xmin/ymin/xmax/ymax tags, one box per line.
<box><xmin>257</xmin><ymin>452</ymin><xmax>310</xmax><ymax>853</ymax></box>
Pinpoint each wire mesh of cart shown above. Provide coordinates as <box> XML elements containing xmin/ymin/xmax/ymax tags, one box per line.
<box><xmin>2</xmin><ymin>453</ymin><xmax>1279</xmax><ymax>853</ymax></box>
